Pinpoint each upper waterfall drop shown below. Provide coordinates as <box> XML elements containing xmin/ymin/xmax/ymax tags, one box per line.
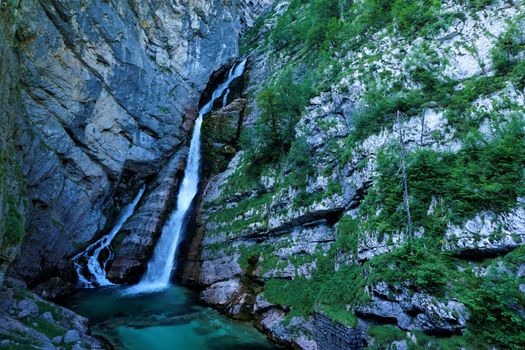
<box><xmin>128</xmin><ymin>59</ymin><xmax>247</xmax><ymax>294</ymax></box>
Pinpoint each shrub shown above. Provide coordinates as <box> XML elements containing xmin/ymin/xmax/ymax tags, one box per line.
<box><xmin>264</xmin><ymin>253</ymin><xmax>368</xmax><ymax>324</ymax></box>
<box><xmin>455</xmin><ymin>250</ymin><xmax>525</xmax><ymax>350</ymax></box>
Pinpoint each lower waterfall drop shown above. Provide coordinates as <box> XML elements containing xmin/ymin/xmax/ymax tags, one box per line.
<box><xmin>73</xmin><ymin>186</ymin><xmax>146</xmax><ymax>288</ymax></box>
<box><xmin>129</xmin><ymin>59</ymin><xmax>247</xmax><ymax>294</ymax></box>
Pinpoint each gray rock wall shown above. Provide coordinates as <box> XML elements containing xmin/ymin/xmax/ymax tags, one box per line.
<box><xmin>7</xmin><ymin>0</ymin><xmax>243</xmax><ymax>285</ymax></box>
<box><xmin>314</xmin><ymin>315</ymin><xmax>368</xmax><ymax>350</ymax></box>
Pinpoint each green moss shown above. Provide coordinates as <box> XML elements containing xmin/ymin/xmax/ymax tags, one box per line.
<box><xmin>21</xmin><ymin>317</ymin><xmax>64</xmax><ymax>339</ymax></box>
<box><xmin>4</xmin><ymin>195</ymin><xmax>24</xmax><ymax>246</ymax></box>
<box><xmin>36</xmin><ymin>301</ymin><xmax>62</xmax><ymax>322</ymax></box>
<box><xmin>0</xmin><ymin>330</ymin><xmax>42</xmax><ymax>349</ymax></box>
<box><xmin>264</xmin><ymin>252</ymin><xmax>368</xmax><ymax>324</ymax></box>
<box><xmin>335</xmin><ymin>215</ymin><xmax>359</xmax><ymax>254</ymax></box>
<box><xmin>368</xmin><ymin>325</ymin><xmax>407</xmax><ymax>349</ymax></box>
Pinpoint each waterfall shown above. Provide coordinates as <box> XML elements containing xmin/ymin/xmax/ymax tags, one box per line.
<box><xmin>128</xmin><ymin>59</ymin><xmax>247</xmax><ymax>294</ymax></box>
<box><xmin>73</xmin><ymin>186</ymin><xmax>146</xmax><ymax>288</ymax></box>
<box><xmin>222</xmin><ymin>88</ymin><xmax>231</xmax><ymax>107</ymax></box>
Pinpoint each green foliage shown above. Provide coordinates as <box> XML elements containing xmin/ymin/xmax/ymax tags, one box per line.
<box><xmin>335</xmin><ymin>215</ymin><xmax>359</xmax><ymax>254</ymax></box>
<box><xmin>453</xmin><ymin>247</ymin><xmax>525</xmax><ymax>350</ymax></box>
<box><xmin>492</xmin><ymin>17</ymin><xmax>525</xmax><ymax>75</ymax></box>
<box><xmin>368</xmin><ymin>325</ymin><xmax>407</xmax><ymax>350</ymax></box>
<box><xmin>284</xmin><ymin>137</ymin><xmax>315</xmax><ymax>188</ymax></box>
<box><xmin>365</xmin><ymin>243</ymin><xmax>525</xmax><ymax>349</ymax></box>
<box><xmin>271</xmin><ymin>0</ymin><xmax>446</xmax><ymax>57</ymax></box>
<box><xmin>444</xmin><ymin>120</ymin><xmax>525</xmax><ymax>219</ymax></box>
<box><xmin>368</xmin><ymin>241</ymin><xmax>451</xmax><ymax>294</ymax></box>
<box><xmin>491</xmin><ymin>16</ymin><xmax>525</xmax><ymax>92</ymax></box>
<box><xmin>241</xmin><ymin>67</ymin><xmax>316</xmax><ymax>172</ymax></box>
<box><xmin>444</xmin><ymin>76</ymin><xmax>506</xmax><ymax>131</ymax></box>
<box><xmin>264</xmin><ymin>253</ymin><xmax>368</xmax><ymax>325</ymax></box>
<box><xmin>390</xmin><ymin>0</ymin><xmax>442</xmax><ymax>36</ymax></box>
<box><xmin>359</xmin><ymin>117</ymin><xmax>525</xmax><ymax>243</ymax></box>
<box><xmin>4</xmin><ymin>195</ymin><xmax>24</xmax><ymax>246</ymax></box>
<box><xmin>21</xmin><ymin>317</ymin><xmax>64</xmax><ymax>339</ymax></box>
<box><xmin>351</xmin><ymin>86</ymin><xmax>430</xmax><ymax>142</ymax></box>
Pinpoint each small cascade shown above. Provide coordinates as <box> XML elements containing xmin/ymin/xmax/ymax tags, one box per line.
<box><xmin>128</xmin><ymin>59</ymin><xmax>247</xmax><ymax>294</ymax></box>
<box><xmin>73</xmin><ymin>186</ymin><xmax>146</xmax><ymax>288</ymax></box>
<box><xmin>222</xmin><ymin>88</ymin><xmax>230</xmax><ymax>107</ymax></box>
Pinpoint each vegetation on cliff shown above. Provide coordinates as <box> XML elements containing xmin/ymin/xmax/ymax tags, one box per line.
<box><xmin>201</xmin><ymin>0</ymin><xmax>525</xmax><ymax>348</ymax></box>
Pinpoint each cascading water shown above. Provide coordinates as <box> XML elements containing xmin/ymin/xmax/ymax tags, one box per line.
<box><xmin>73</xmin><ymin>186</ymin><xmax>146</xmax><ymax>288</ymax></box>
<box><xmin>222</xmin><ymin>88</ymin><xmax>231</xmax><ymax>107</ymax></box>
<box><xmin>129</xmin><ymin>59</ymin><xmax>247</xmax><ymax>294</ymax></box>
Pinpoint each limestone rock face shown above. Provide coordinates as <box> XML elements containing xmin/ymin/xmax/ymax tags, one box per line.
<box><xmin>202</xmin><ymin>98</ymin><xmax>246</xmax><ymax>175</ymax></box>
<box><xmin>189</xmin><ymin>1</ymin><xmax>525</xmax><ymax>349</ymax></box>
<box><xmin>6</xmin><ymin>0</ymin><xmax>243</xmax><ymax>285</ymax></box>
<box><xmin>443</xmin><ymin>205</ymin><xmax>525</xmax><ymax>257</ymax></box>
<box><xmin>356</xmin><ymin>283</ymin><xmax>469</xmax><ymax>335</ymax></box>
<box><xmin>199</xmin><ymin>278</ymin><xmax>251</xmax><ymax>319</ymax></box>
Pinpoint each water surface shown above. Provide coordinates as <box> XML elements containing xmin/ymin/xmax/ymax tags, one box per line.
<box><xmin>66</xmin><ymin>285</ymin><xmax>279</xmax><ymax>350</ymax></box>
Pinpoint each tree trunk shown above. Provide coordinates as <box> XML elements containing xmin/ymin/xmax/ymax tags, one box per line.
<box><xmin>397</xmin><ymin>111</ymin><xmax>414</xmax><ymax>255</ymax></box>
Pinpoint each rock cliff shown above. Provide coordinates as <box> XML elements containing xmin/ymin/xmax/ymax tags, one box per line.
<box><xmin>0</xmin><ymin>0</ymin><xmax>281</xmax><ymax>291</ymax></box>
<box><xmin>8</xmin><ymin>0</ymin><xmax>241</xmax><ymax>288</ymax></box>
<box><xmin>188</xmin><ymin>0</ymin><xmax>525</xmax><ymax>349</ymax></box>
<box><xmin>0</xmin><ymin>0</ymin><xmax>274</xmax><ymax>347</ymax></box>
<box><xmin>1</xmin><ymin>0</ymin><xmax>524</xmax><ymax>349</ymax></box>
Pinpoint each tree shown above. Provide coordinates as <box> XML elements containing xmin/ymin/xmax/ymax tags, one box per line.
<box><xmin>396</xmin><ymin>111</ymin><xmax>414</xmax><ymax>254</ymax></box>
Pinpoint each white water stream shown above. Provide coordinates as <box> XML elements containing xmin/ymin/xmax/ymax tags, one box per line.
<box><xmin>73</xmin><ymin>186</ymin><xmax>146</xmax><ymax>288</ymax></box>
<box><xmin>127</xmin><ymin>59</ymin><xmax>247</xmax><ymax>294</ymax></box>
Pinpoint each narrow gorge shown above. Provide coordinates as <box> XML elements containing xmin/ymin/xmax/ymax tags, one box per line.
<box><xmin>1</xmin><ymin>0</ymin><xmax>524</xmax><ymax>350</ymax></box>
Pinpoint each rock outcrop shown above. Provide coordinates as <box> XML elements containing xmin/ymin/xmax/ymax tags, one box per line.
<box><xmin>0</xmin><ymin>278</ymin><xmax>106</xmax><ymax>349</ymax></box>
<box><xmin>0</xmin><ymin>0</ymin><xmax>273</xmax><ymax>347</ymax></box>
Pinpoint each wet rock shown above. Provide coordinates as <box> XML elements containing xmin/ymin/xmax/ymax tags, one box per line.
<box><xmin>41</xmin><ymin>312</ymin><xmax>54</xmax><ymax>322</ymax></box>
<box><xmin>34</xmin><ymin>277</ymin><xmax>75</xmax><ymax>300</ymax></box>
<box><xmin>260</xmin><ymin>309</ymin><xmax>317</xmax><ymax>349</ymax></box>
<box><xmin>0</xmin><ymin>279</ymin><xmax>105</xmax><ymax>349</ymax></box>
<box><xmin>199</xmin><ymin>255</ymin><xmax>243</xmax><ymax>286</ymax></box>
<box><xmin>51</xmin><ymin>336</ymin><xmax>62</xmax><ymax>344</ymax></box>
<box><xmin>202</xmin><ymin>99</ymin><xmax>246</xmax><ymax>175</ymax></box>
<box><xmin>7</xmin><ymin>0</ymin><xmax>244</xmax><ymax>286</ymax></box>
<box><xmin>253</xmin><ymin>294</ymin><xmax>275</xmax><ymax>313</ymax></box>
